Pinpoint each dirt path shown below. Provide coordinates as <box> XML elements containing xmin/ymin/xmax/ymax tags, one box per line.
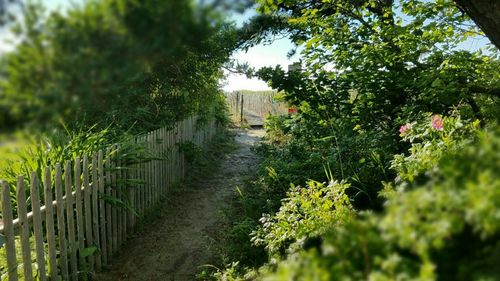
<box><xmin>95</xmin><ymin>129</ymin><xmax>264</xmax><ymax>281</ymax></box>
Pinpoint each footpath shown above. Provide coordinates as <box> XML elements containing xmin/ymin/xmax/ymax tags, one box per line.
<box><xmin>95</xmin><ymin>129</ymin><xmax>264</xmax><ymax>281</ymax></box>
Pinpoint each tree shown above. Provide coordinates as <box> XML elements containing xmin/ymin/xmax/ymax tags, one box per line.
<box><xmin>0</xmin><ymin>0</ymin><xmax>239</xmax><ymax>132</ymax></box>
<box><xmin>237</xmin><ymin>0</ymin><xmax>500</xmax><ymax>208</ymax></box>
<box><xmin>453</xmin><ymin>0</ymin><xmax>500</xmax><ymax>50</ymax></box>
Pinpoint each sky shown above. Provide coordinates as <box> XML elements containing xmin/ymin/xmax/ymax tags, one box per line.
<box><xmin>0</xmin><ymin>1</ymin><xmax>493</xmax><ymax>92</ymax></box>
<box><xmin>222</xmin><ymin>8</ymin><xmax>301</xmax><ymax>92</ymax></box>
<box><xmin>222</xmin><ymin>38</ymin><xmax>299</xmax><ymax>92</ymax></box>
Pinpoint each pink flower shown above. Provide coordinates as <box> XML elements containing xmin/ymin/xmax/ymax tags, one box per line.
<box><xmin>399</xmin><ymin>124</ymin><xmax>411</xmax><ymax>135</ymax></box>
<box><xmin>432</xmin><ymin>115</ymin><xmax>444</xmax><ymax>131</ymax></box>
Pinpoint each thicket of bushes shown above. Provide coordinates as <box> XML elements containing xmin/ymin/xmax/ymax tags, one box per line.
<box><xmin>211</xmin><ymin>0</ymin><xmax>500</xmax><ymax>280</ymax></box>
<box><xmin>0</xmin><ymin>0</ymin><xmax>236</xmax><ymax>134</ymax></box>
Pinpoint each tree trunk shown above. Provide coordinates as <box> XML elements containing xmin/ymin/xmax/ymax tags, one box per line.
<box><xmin>454</xmin><ymin>0</ymin><xmax>500</xmax><ymax>50</ymax></box>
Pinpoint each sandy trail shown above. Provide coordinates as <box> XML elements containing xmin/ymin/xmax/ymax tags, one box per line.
<box><xmin>95</xmin><ymin>129</ymin><xmax>264</xmax><ymax>281</ymax></box>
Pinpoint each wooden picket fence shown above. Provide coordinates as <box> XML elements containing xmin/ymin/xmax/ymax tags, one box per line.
<box><xmin>225</xmin><ymin>92</ymin><xmax>288</xmax><ymax>126</ymax></box>
<box><xmin>0</xmin><ymin>116</ymin><xmax>218</xmax><ymax>281</ymax></box>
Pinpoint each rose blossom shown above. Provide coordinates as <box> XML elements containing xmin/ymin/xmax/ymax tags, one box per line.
<box><xmin>399</xmin><ymin>124</ymin><xmax>411</xmax><ymax>135</ymax></box>
<box><xmin>432</xmin><ymin>115</ymin><xmax>444</xmax><ymax>131</ymax></box>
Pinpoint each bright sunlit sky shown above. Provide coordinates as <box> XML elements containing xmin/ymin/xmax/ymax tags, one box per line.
<box><xmin>1</xmin><ymin>1</ymin><xmax>492</xmax><ymax>92</ymax></box>
<box><xmin>224</xmin><ymin>8</ymin><xmax>300</xmax><ymax>92</ymax></box>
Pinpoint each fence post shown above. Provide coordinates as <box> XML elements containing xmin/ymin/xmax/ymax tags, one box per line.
<box><xmin>240</xmin><ymin>95</ymin><xmax>244</xmax><ymax>127</ymax></box>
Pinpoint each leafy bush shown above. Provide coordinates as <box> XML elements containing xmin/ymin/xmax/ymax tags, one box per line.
<box><xmin>0</xmin><ymin>0</ymin><xmax>236</xmax><ymax>133</ymax></box>
<box><xmin>217</xmin><ymin>116</ymin><xmax>500</xmax><ymax>281</ymax></box>
<box><xmin>251</xmin><ymin>180</ymin><xmax>353</xmax><ymax>258</ymax></box>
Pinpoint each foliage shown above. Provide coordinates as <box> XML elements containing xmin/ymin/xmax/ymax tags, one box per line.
<box><xmin>0</xmin><ymin>124</ymin><xmax>149</xmax><ymax>215</ymax></box>
<box><xmin>241</xmin><ymin>0</ymin><xmax>500</xmax><ymax>206</ymax></box>
<box><xmin>391</xmin><ymin>112</ymin><xmax>481</xmax><ymax>183</ymax></box>
<box><xmin>257</xmin><ymin>111</ymin><xmax>393</xmax><ymax>210</ymax></box>
<box><xmin>0</xmin><ymin>0</ymin><xmax>235</xmax><ymax>215</ymax></box>
<box><xmin>251</xmin><ymin>180</ymin><xmax>353</xmax><ymax>258</ymax></box>
<box><xmin>216</xmin><ymin>115</ymin><xmax>500</xmax><ymax>280</ymax></box>
<box><xmin>212</xmin><ymin>1</ymin><xmax>500</xmax><ymax>279</ymax></box>
<box><xmin>178</xmin><ymin>141</ymin><xmax>203</xmax><ymax>166</ymax></box>
<box><xmin>0</xmin><ymin>0</ymin><xmax>237</xmax><ymax>133</ymax></box>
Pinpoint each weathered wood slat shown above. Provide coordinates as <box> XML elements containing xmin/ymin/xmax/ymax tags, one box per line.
<box><xmin>55</xmin><ymin>164</ymin><xmax>69</xmax><ymax>280</ymax></box>
<box><xmin>163</xmin><ymin>127</ymin><xmax>167</xmax><ymax>198</ymax></box>
<box><xmin>119</xmin><ymin>150</ymin><xmax>126</xmax><ymax>244</ymax></box>
<box><xmin>64</xmin><ymin>160</ymin><xmax>78</xmax><ymax>281</ymax></box>
<box><xmin>167</xmin><ymin>130</ymin><xmax>171</xmax><ymax>188</ymax></box>
<box><xmin>105</xmin><ymin>148</ymin><xmax>113</xmax><ymax>262</ymax></box>
<box><xmin>92</xmin><ymin>154</ymin><xmax>102</xmax><ymax>270</ymax></box>
<box><xmin>30</xmin><ymin>172</ymin><xmax>47</xmax><ymax>281</ymax></box>
<box><xmin>116</xmin><ymin>147</ymin><xmax>123</xmax><ymax>247</ymax></box>
<box><xmin>98</xmin><ymin>150</ymin><xmax>108</xmax><ymax>266</ymax></box>
<box><xmin>154</xmin><ymin>130</ymin><xmax>158</xmax><ymax>205</ymax></box>
<box><xmin>142</xmin><ymin>137</ymin><xmax>146</xmax><ymax>215</ymax></box>
<box><xmin>74</xmin><ymin>157</ymin><xmax>86</xmax><ymax>271</ymax></box>
<box><xmin>111</xmin><ymin>147</ymin><xmax>118</xmax><ymax>254</ymax></box>
<box><xmin>43</xmin><ymin>167</ymin><xmax>57</xmax><ymax>281</ymax></box>
<box><xmin>83</xmin><ymin>155</ymin><xmax>95</xmax><ymax>270</ymax></box>
<box><xmin>147</xmin><ymin>133</ymin><xmax>152</xmax><ymax>210</ymax></box>
<box><xmin>2</xmin><ymin>180</ymin><xmax>19</xmax><ymax>281</ymax></box>
<box><xmin>16</xmin><ymin>176</ymin><xmax>34</xmax><ymax>281</ymax></box>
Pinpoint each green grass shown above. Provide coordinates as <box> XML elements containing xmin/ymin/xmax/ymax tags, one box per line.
<box><xmin>0</xmin><ymin>132</ymin><xmax>33</xmax><ymax>176</ymax></box>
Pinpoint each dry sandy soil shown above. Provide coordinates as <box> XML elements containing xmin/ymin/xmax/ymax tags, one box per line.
<box><xmin>95</xmin><ymin>129</ymin><xmax>264</xmax><ymax>281</ymax></box>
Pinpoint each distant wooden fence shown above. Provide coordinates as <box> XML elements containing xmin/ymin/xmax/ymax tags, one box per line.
<box><xmin>225</xmin><ymin>92</ymin><xmax>288</xmax><ymax>126</ymax></box>
<box><xmin>0</xmin><ymin>116</ymin><xmax>218</xmax><ymax>281</ymax></box>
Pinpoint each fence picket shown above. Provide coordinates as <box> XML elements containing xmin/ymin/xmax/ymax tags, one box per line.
<box><xmin>74</xmin><ymin>157</ymin><xmax>86</xmax><ymax>271</ymax></box>
<box><xmin>2</xmin><ymin>180</ymin><xmax>19</xmax><ymax>281</ymax></box>
<box><xmin>30</xmin><ymin>173</ymin><xmax>47</xmax><ymax>281</ymax></box>
<box><xmin>64</xmin><ymin>160</ymin><xmax>78</xmax><ymax>281</ymax></box>
<box><xmin>147</xmin><ymin>133</ymin><xmax>152</xmax><ymax>209</ymax></box>
<box><xmin>163</xmin><ymin>127</ymin><xmax>167</xmax><ymax>197</ymax></box>
<box><xmin>16</xmin><ymin>176</ymin><xmax>33</xmax><ymax>281</ymax></box>
<box><xmin>116</xmin><ymin>147</ymin><xmax>123</xmax><ymax>247</ymax></box>
<box><xmin>83</xmin><ymin>155</ymin><xmax>95</xmax><ymax>270</ymax></box>
<box><xmin>92</xmin><ymin>155</ymin><xmax>102</xmax><ymax>270</ymax></box>
<box><xmin>98</xmin><ymin>150</ymin><xmax>108</xmax><ymax>265</ymax></box>
<box><xmin>55</xmin><ymin>164</ymin><xmax>69</xmax><ymax>280</ymax></box>
<box><xmin>43</xmin><ymin>167</ymin><xmax>57</xmax><ymax>281</ymax></box>
<box><xmin>111</xmin><ymin>147</ymin><xmax>118</xmax><ymax>254</ymax></box>
<box><xmin>119</xmin><ymin>150</ymin><xmax>126</xmax><ymax>244</ymax></box>
<box><xmin>105</xmin><ymin>148</ymin><xmax>113</xmax><ymax>262</ymax></box>
<box><xmin>154</xmin><ymin>130</ymin><xmax>158</xmax><ymax>204</ymax></box>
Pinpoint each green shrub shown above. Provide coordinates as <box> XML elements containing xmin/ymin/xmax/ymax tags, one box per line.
<box><xmin>222</xmin><ymin>116</ymin><xmax>500</xmax><ymax>281</ymax></box>
<box><xmin>251</xmin><ymin>180</ymin><xmax>353</xmax><ymax>258</ymax></box>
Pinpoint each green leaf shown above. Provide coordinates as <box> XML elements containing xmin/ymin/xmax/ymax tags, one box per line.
<box><xmin>80</xmin><ymin>246</ymin><xmax>97</xmax><ymax>258</ymax></box>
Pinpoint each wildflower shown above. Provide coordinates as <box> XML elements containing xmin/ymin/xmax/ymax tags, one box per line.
<box><xmin>432</xmin><ymin>115</ymin><xmax>443</xmax><ymax>131</ymax></box>
<box><xmin>399</xmin><ymin>124</ymin><xmax>411</xmax><ymax>135</ymax></box>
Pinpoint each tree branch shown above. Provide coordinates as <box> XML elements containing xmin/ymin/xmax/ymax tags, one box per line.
<box><xmin>469</xmin><ymin>85</ymin><xmax>500</xmax><ymax>98</ymax></box>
